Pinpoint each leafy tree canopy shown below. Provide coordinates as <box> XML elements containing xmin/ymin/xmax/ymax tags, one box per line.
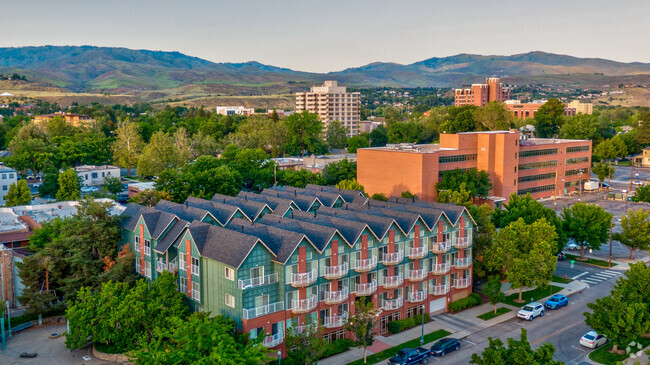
<box><xmin>437</xmin><ymin>168</ymin><xmax>492</xmax><ymax>200</ymax></box>
<box><xmin>561</xmin><ymin>202</ymin><xmax>612</xmax><ymax>259</ymax></box>
<box><xmin>5</xmin><ymin>180</ymin><xmax>32</xmax><ymax>206</ymax></box>
<box><xmin>470</xmin><ymin>329</ymin><xmax>562</xmax><ymax>365</ymax></box>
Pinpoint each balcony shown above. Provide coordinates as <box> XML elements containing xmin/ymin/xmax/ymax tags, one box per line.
<box><xmin>242</xmin><ymin>301</ymin><xmax>285</xmax><ymax>320</ymax></box>
<box><xmin>407</xmin><ymin>269</ymin><xmax>428</xmax><ymax>282</ymax></box>
<box><xmin>430</xmin><ymin>241</ymin><xmax>452</xmax><ymax>254</ymax></box>
<box><xmin>355</xmin><ymin>281</ymin><xmax>377</xmax><ymax>296</ymax></box>
<box><xmin>324</xmin><ymin>313</ymin><xmax>348</xmax><ymax>329</ymax></box>
<box><xmin>407</xmin><ymin>246</ymin><xmax>428</xmax><ymax>259</ymax></box>
<box><xmin>454</xmin><ymin>277</ymin><xmax>472</xmax><ymax>289</ymax></box>
<box><xmin>454</xmin><ymin>256</ymin><xmax>472</xmax><ymax>269</ymax></box>
<box><xmin>381</xmin><ymin>251</ymin><xmax>404</xmax><ymax>266</ymax></box>
<box><xmin>238</xmin><ymin>273</ymin><xmax>279</xmax><ymax>290</ymax></box>
<box><xmin>168</xmin><ymin>258</ymin><xmax>178</xmax><ymax>272</ymax></box>
<box><xmin>324</xmin><ymin>287</ymin><xmax>349</xmax><ymax>305</ymax></box>
<box><xmin>324</xmin><ymin>262</ymin><xmax>349</xmax><ymax>280</ymax></box>
<box><xmin>431</xmin><ymin>262</ymin><xmax>451</xmax><ymax>275</ymax></box>
<box><xmin>354</xmin><ymin>256</ymin><xmax>377</xmax><ymax>272</ymax></box>
<box><xmin>431</xmin><ymin>284</ymin><xmax>450</xmax><ymax>296</ymax></box>
<box><xmin>263</xmin><ymin>330</ymin><xmax>284</xmax><ymax>348</ymax></box>
<box><xmin>292</xmin><ymin>295</ymin><xmax>318</xmax><ymax>314</ymax></box>
<box><xmin>382</xmin><ymin>296</ymin><xmax>403</xmax><ymax>311</ymax></box>
<box><xmin>382</xmin><ymin>273</ymin><xmax>404</xmax><ymax>289</ymax></box>
<box><xmin>156</xmin><ymin>259</ymin><xmax>166</xmax><ymax>273</ymax></box>
<box><xmin>290</xmin><ymin>270</ymin><xmax>317</xmax><ymax>287</ymax></box>
<box><xmin>454</xmin><ymin>237</ymin><xmax>472</xmax><ymax>249</ymax></box>
<box><xmin>408</xmin><ymin>289</ymin><xmax>427</xmax><ymax>303</ymax></box>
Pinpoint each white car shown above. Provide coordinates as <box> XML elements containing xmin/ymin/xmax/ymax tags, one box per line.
<box><xmin>632</xmin><ymin>180</ymin><xmax>645</xmax><ymax>186</ymax></box>
<box><xmin>566</xmin><ymin>243</ymin><xmax>579</xmax><ymax>251</ymax></box>
<box><xmin>580</xmin><ymin>331</ymin><xmax>607</xmax><ymax>348</ymax></box>
<box><xmin>517</xmin><ymin>302</ymin><xmax>545</xmax><ymax>321</ymax></box>
<box><xmin>81</xmin><ymin>186</ymin><xmax>99</xmax><ymax>193</ymax></box>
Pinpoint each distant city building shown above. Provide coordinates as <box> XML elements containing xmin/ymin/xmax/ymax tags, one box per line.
<box><xmin>33</xmin><ymin>112</ymin><xmax>95</xmax><ymax>128</ymax></box>
<box><xmin>0</xmin><ymin>165</ymin><xmax>17</xmax><ymax>205</ymax></box>
<box><xmin>216</xmin><ymin>106</ymin><xmax>255</xmax><ymax>116</ymax></box>
<box><xmin>358</xmin><ymin>130</ymin><xmax>592</xmax><ymax>203</ymax></box>
<box><xmin>505</xmin><ymin>100</ymin><xmax>576</xmax><ymax>120</ymax></box>
<box><xmin>567</xmin><ymin>100</ymin><xmax>593</xmax><ymax>115</ymax></box>
<box><xmin>267</xmin><ymin>110</ymin><xmax>293</xmax><ymax>118</ymax></box>
<box><xmin>454</xmin><ymin>78</ymin><xmax>510</xmax><ymax>107</ymax></box>
<box><xmin>633</xmin><ymin>147</ymin><xmax>650</xmax><ymax>168</ymax></box>
<box><xmin>127</xmin><ymin>182</ymin><xmax>156</xmax><ymax>198</ymax></box>
<box><xmin>75</xmin><ymin>165</ymin><xmax>121</xmax><ymax>186</ymax></box>
<box><xmin>303</xmin><ymin>154</ymin><xmax>357</xmax><ymax>174</ymax></box>
<box><xmin>295</xmin><ymin>81</ymin><xmax>360</xmax><ymax>137</ymax></box>
<box><xmin>359</xmin><ymin>120</ymin><xmax>383</xmax><ymax>134</ymax></box>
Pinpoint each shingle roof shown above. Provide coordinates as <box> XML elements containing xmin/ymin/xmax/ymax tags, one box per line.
<box><xmin>120</xmin><ymin>203</ymin><xmax>177</xmax><ymax>239</ymax></box>
<box><xmin>155</xmin><ymin>200</ymin><xmax>212</xmax><ymax>224</ymax></box>
<box><xmin>359</xmin><ymin>199</ymin><xmax>450</xmax><ymax>230</ymax></box>
<box><xmin>154</xmin><ymin>218</ymin><xmax>189</xmax><ymax>254</ymax></box>
<box><xmin>260</xmin><ymin>189</ymin><xmax>321</xmax><ymax>211</ymax></box>
<box><xmin>184</xmin><ymin>196</ymin><xmax>249</xmax><ymax>225</ymax></box>
<box><xmin>314</xmin><ymin>206</ymin><xmax>402</xmax><ymax>239</ymax></box>
<box><xmin>278</xmin><ymin>186</ymin><xmax>343</xmax><ymax>207</ymax></box>
<box><xmin>344</xmin><ymin>204</ymin><xmax>421</xmax><ymax>233</ymax></box>
<box><xmin>388</xmin><ymin>198</ymin><xmax>473</xmax><ymax>225</ymax></box>
<box><xmin>304</xmin><ymin>184</ymin><xmax>366</xmax><ymax>203</ymax></box>
<box><xmin>236</xmin><ymin>191</ymin><xmax>296</xmax><ymax>216</ymax></box>
<box><xmin>211</xmin><ymin>193</ymin><xmax>270</xmax><ymax>221</ymax></box>
<box><xmin>290</xmin><ymin>210</ymin><xmax>374</xmax><ymax>245</ymax></box>
<box><xmin>227</xmin><ymin>218</ymin><xmax>307</xmax><ymax>264</ymax></box>
<box><xmin>258</xmin><ymin>214</ymin><xmax>341</xmax><ymax>251</ymax></box>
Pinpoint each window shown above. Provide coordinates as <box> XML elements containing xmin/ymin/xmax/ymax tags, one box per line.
<box><xmin>565</xmin><ymin>168</ymin><xmax>589</xmax><ymax>177</ymax></box>
<box><xmin>179</xmin><ymin>277</ymin><xmax>187</xmax><ymax>293</ymax></box>
<box><xmin>439</xmin><ymin>154</ymin><xmax>478</xmax><ymax>164</ymax></box>
<box><xmin>518</xmin><ymin>172</ymin><xmax>556</xmax><ymax>183</ymax></box>
<box><xmin>145</xmin><ymin>261</ymin><xmax>152</xmax><ymax>279</ymax></box>
<box><xmin>135</xmin><ymin>259</ymin><xmax>141</xmax><ymax>273</ymax></box>
<box><xmin>1</xmin><ymin>174</ymin><xmax>5</xmax><ymax>179</ymax></box>
<box><xmin>2</xmin><ymin>185</ymin><xmax>6</xmax><ymax>191</ymax></box>
<box><xmin>225</xmin><ymin>267</ymin><xmax>235</xmax><ymax>281</ymax></box>
<box><xmin>192</xmin><ymin>282</ymin><xmax>200</xmax><ymax>301</ymax></box>
<box><xmin>144</xmin><ymin>240</ymin><xmax>151</xmax><ymax>256</ymax></box>
<box><xmin>8</xmin><ymin>174</ymin><xmax>13</xmax><ymax>179</ymax></box>
<box><xmin>250</xmin><ymin>266</ymin><xmax>263</xmax><ymax>279</ymax></box>
<box><xmin>134</xmin><ymin>237</ymin><xmax>140</xmax><ymax>252</ymax></box>
<box><xmin>566</xmin><ymin>145</ymin><xmax>590</xmax><ymax>153</ymax></box>
<box><xmin>514</xmin><ymin>166</ymin><xmax>517</xmax><ymax>173</ymax></box>
<box><xmin>566</xmin><ymin>157</ymin><xmax>589</xmax><ymax>165</ymax></box>
<box><xmin>191</xmin><ymin>257</ymin><xmax>199</xmax><ymax>276</ymax></box>
<box><xmin>519</xmin><ymin>160</ymin><xmax>557</xmax><ymax>170</ymax></box>
<box><xmin>179</xmin><ymin>253</ymin><xmax>186</xmax><ymax>270</ymax></box>
<box><xmin>519</xmin><ymin>148</ymin><xmax>558</xmax><ymax>158</ymax></box>
<box><xmin>517</xmin><ymin>184</ymin><xmax>555</xmax><ymax>195</ymax></box>
<box><xmin>91</xmin><ymin>172</ymin><xmax>98</xmax><ymax>179</ymax></box>
<box><xmin>225</xmin><ymin>294</ymin><xmax>235</xmax><ymax>308</ymax></box>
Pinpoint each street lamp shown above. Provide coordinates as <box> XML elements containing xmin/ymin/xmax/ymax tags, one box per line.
<box><xmin>277</xmin><ymin>350</ymin><xmax>281</xmax><ymax>365</ymax></box>
<box><xmin>5</xmin><ymin>301</ymin><xmax>10</xmax><ymax>338</ymax></box>
<box><xmin>578</xmin><ymin>171</ymin><xmax>583</xmax><ymax>202</ymax></box>
<box><xmin>420</xmin><ymin>304</ymin><xmax>425</xmax><ymax>346</ymax></box>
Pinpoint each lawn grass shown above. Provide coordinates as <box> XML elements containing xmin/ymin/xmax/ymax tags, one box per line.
<box><xmin>501</xmin><ymin>285</ymin><xmax>563</xmax><ymax>307</ymax></box>
<box><xmin>565</xmin><ymin>253</ymin><xmax>616</xmax><ymax>268</ymax></box>
<box><xmin>552</xmin><ymin>275</ymin><xmax>573</xmax><ymax>284</ymax></box>
<box><xmin>477</xmin><ymin>307</ymin><xmax>512</xmax><ymax>321</ymax></box>
<box><xmin>346</xmin><ymin>329</ymin><xmax>450</xmax><ymax>365</ymax></box>
<box><xmin>588</xmin><ymin>336</ymin><xmax>650</xmax><ymax>364</ymax></box>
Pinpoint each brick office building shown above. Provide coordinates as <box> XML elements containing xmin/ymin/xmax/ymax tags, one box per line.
<box><xmin>454</xmin><ymin>78</ymin><xmax>510</xmax><ymax>107</ymax></box>
<box><xmin>357</xmin><ymin>130</ymin><xmax>592</xmax><ymax>202</ymax></box>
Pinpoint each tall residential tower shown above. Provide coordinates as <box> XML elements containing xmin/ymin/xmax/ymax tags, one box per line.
<box><xmin>296</xmin><ymin>81</ymin><xmax>360</xmax><ymax>136</ymax></box>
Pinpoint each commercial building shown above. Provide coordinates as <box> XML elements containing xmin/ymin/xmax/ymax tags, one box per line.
<box><xmin>216</xmin><ymin>106</ymin><xmax>255</xmax><ymax>116</ymax></box>
<box><xmin>454</xmin><ymin>78</ymin><xmax>510</xmax><ymax>107</ymax></box>
<box><xmin>633</xmin><ymin>147</ymin><xmax>650</xmax><ymax>168</ymax></box>
<box><xmin>32</xmin><ymin>112</ymin><xmax>95</xmax><ymax>128</ymax></box>
<box><xmin>119</xmin><ymin>187</ymin><xmax>475</xmax><ymax>355</ymax></box>
<box><xmin>75</xmin><ymin>165</ymin><xmax>121</xmax><ymax>186</ymax></box>
<box><xmin>295</xmin><ymin>81</ymin><xmax>361</xmax><ymax>137</ymax></box>
<box><xmin>0</xmin><ymin>165</ymin><xmax>17</xmax><ymax>205</ymax></box>
<box><xmin>357</xmin><ymin>130</ymin><xmax>592</xmax><ymax>202</ymax></box>
<box><xmin>567</xmin><ymin>100</ymin><xmax>594</xmax><ymax>115</ymax></box>
<box><xmin>505</xmin><ymin>100</ymin><xmax>577</xmax><ymax>120</ymax></box>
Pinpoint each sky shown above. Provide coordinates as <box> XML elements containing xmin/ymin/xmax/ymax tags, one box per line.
<box><xmin>4</xmin><ymin>0</ymin><xmax>650</xmax><ymax>72</ymax></box>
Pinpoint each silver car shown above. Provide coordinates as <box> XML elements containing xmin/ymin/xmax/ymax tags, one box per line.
<box><xmin>517</xmin><ymin>302</ymin><xmax>544</xmax><ymax>321</ymax></box>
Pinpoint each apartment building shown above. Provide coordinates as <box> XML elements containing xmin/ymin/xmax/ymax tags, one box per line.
<box><xmin>32</xmin><ymin>112</ymin><xmax>95</xmax><ymax>128</ymax></box>
<box><xmin>454</xmin><ymin>78</ymin><xmax>510</xmax><ymax>107</ymax></box>
<box><xmin>119</xmin><ymin>187</ymin><xmax>475</xmax><ymax>356</ymax></box>
<box><xmin>216</xmin><ymin>106</ymin><xmax>255</xmax><ymax>116</ymax></box>
<box><xmin>505</xmin><ymin>100</ymin><xmax>577</xmax><ymax>120</ymax></box>
<box><xmin>295</xmin><ymin>81</ymin><xmax>361</xmax><ymax>137</ymax></box>
<box><xmin>0</xmin><ymin>165</ymin><xmax>17</xmax><ymax>205</ymax></box>
<box><xmin>357</xmin><ymin>130</ymin><xmax>591</xmax><ymax>202</ymax></box>
<box><xmin>75</xmin><ymin>165</ymin><xmax>121</xmax><ymax>186</ymax></box>
<box><xmin>567</xmin><ymin>100</ymin><xmax>594</xmax><ymax>115</ymax></box>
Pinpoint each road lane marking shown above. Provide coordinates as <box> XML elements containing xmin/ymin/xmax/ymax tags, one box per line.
<box><xmin>571</xmin><ymin>345</ymin><xmax>587</xmax><ymax>352</ymax></box>
<box><xmin>530</xmin><ymin>320</ymin><xmax>584</xmax><ymax>345</ymax></box>
<box><xmin>463</xmin><ymin>339</ymin><xmax>477</xmax><ymax>346</ymax></box>
<box><xmin>592</xmin><ymin>273</ymin><xmax>613</xmax><ymax>278</ymax></box>
<box><xmin>572</xmin><ymin>272</ymin><xmax>589</xmax><ymax>280</ymax></box>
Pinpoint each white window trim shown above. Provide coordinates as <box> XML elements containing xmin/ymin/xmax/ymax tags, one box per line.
<box><xmin>225</xmin><ymin>267</ymin><xmax>234</xmax><ymax>281</ymax></box>
<box><xmin>225</xmin><ymin>293</ymin><xmax>235</xmax><ymax>308</ymax></box>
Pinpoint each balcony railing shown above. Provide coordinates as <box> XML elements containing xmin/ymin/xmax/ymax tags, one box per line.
<box><xmin>382</xmin><ymin>296</ymin><xmax>403</xmax><ymax>311</ymax></box>
<box><xmin>454</xmin><ymin>277</ymin><xmax>472</xmax><ymax>289</ymax></box>
<box><xmin>263</xmin><ymin>330</ymin><xmax>284</xmax><ymax>348</ymax></box>
<box><xmin>290</xmin><ymin>270</ymin><xmax>317</xmax><ymax>287</ymax></box>
<box><xmin>292</xmin><ymin>295</ymin><xmax>318</xmax><ymax>314</ymax></box>
<box><xmin>382</xmin><ymin>273</ymin><xmax>404</xmax><ymax>289</ymax></box>
<box><xmin>455</xmin><ymin>256</ymin><xmax>472</xmax><ymax>268</ymax></box>
<box><xmin>355</xmin><ymin>281</ymin><xmax>377</xmax><ymax>296</ymax></box>
<box><xmin>381</xmin><ymin>251</ymin><xmax>404</xmax><ymax>265</ymax></box>
<box><xmin>156</xmin><ymin>259</ymin><xmax>166</xmax><ymax>273</ymax></box>
<box><xmin>242</xmin><ymin>301</ymin><xmax>285</xmax><ymax>320</ymax></box>
<box><xmin>324</xmin><ymin>313</ymin><xmax>348</xmax><ymax>329</ymax></box>
<box><xmin>431</xmin><ymin>284</ymin><xmax>450</xmax><ymax>296</ymax></box>
<box><xmin>454</xmin><ymin>237</ymin><xmax>472</xmax><ymax>249</ymax></box>
<box><xmin>408</xmin><ymin>289</ymin><xmax>427</xmax><ymax>303</ymax></box>
<box><xmin>324</xmin><ymin>287</ymin><xmax>349</xmax><ymax>305</ymax></box>
<box><xmin>407</xmin><ymin>269</ymin><xmax>428</xmax><ymax>282</ymax></box>
<box><xmin>169</xmin><ymin>258</ymin><xmax>178</xmax><ymax>272</ymax></box>
<box><xmin>354</xmin><ymin>256</ymin><xmax>377</xmax><ymax>272</ymax></box>
<box><xmin>430</xmin><ymin>240</ymin><xmax>452</xmax><ymax>253</ymax></box>
<box><xmin>238</xmin><ymin>273</ymin><xmax>279</xmax><ymax>289</ymax></box>
<box><xmin>407</xmin><ymin>246</ymin><xmax>428</xmax><ymax>259</ymax></box>
<box><xmin>324</xmin><ymin>262</ymin><xmax>349</xmax><ymax>279</ymax></box>
<box><xmin>431</xmin><ymin>262</ymin><xmax>451</xmax><ymax>274</ymax></box>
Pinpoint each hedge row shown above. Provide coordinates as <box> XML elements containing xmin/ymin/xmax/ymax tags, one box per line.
<box><xmin>322</xmin><ymin>338</ymin><xmax>354</xmax><ymax>358</ymax></box>
<box><xmin>448</xmin><ymin>293</ymin><xmax>482</xmax><ymax>312</ymax></box>
<box><xmin>387</xmin><ymin>313</ymin><xmax>431</xmax><ymax>334</ymax></box>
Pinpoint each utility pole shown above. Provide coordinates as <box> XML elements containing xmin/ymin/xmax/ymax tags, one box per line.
<box><xmin>273</xmin><ymin>164</ymin><xmax>277</xmax><ymax>191</ymax></box>
<box><xmin>629</xmin><ymin>160</ymin><xmax>634</xmax><ymax>193</ymax></box>
<box><xmin>578</xmin><ymin>171</ymin><xmax>583</xmax><ymax>202</ymax></box>
<box><xmin>554</xmin><ymin>166</ymin><xmax>558</xmax><ymax>210</ymax></box>
<box><xmin>608</xmin><ymin>220</ymin><xmax>613</xmax><ymax>268</ymax></box>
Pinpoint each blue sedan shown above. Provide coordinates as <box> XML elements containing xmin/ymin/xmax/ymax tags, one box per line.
<box><xmin>544</xmin><ymin>294</ymin><xmax>568</xmax><ymax>309</ymax></box>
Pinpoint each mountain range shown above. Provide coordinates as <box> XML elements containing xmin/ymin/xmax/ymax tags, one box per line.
<box><xmin>1</xmin><ymin>46</ymin><xmax>649</xmax><ymax>96</ymax></box>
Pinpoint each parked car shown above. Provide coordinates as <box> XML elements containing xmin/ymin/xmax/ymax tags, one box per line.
<box><xmin>557</xmin><ymin>251</ymin><xmax>566</xmax><ymax>260</ymax></box>
<box><xmin>544</xmin><ymin>294</ymin><xmax>568</xmax><ymax>309</ymax></box>
<box><xmin>580</xmin><ymin>331</ymin><xmax>608</xmax><ymax>348</ymax></box>
<box><xmin>388</xmin><ymin>347</ymin><xmax>431</xmax><ymax>365</ymax></box>
<box><xmin>566</xmin><ymin>243</ymin><xmax>578</xmax><ymax>251</ymax></box>
<box><xmin>430</xmin><ymin>338</ymin><xmax>461</xmax><ymax>357</ymax></box>
<box><xmin>517</xmin><ymin>302</ymin><xmax>545</xmax><ymax>321</ymax></box>
<box><xmin>632</xmin><ymin>180</ymin><xmax>645</xmax><ymax>186</ymax></box>
<box><xmin>33</xmin><ymin>183</ymin><xmax>42</xmax><ymax>188</ymax></box>
<box><xmin>81</xmin><ymin>186</ymin><xmax>99</xmax><ymax>193</ymax></box>
<box><xmin>20</xmin><ymin>353</ymin><xmax>37</xmax><ymax>358</ymax></box>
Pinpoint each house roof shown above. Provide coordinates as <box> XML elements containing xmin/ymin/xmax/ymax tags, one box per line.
<box><xmin>260</xmin><ymin>189</ymin><xmax>322</xmax><ymax>211</ymax></box>
<box><xmin>154</xmin><ymin>218</ymin><xmax>189</xmax><ymax>254</ymax></box>
<box><xmin>289</xmin><ymin>210</ymin><xmax>371</xmax><ymax>245</ymax></box>
<box><xmin>236</xmin><ymin>191</ymin><xmax>296</xmax><ymax>217</ymax></box>
<box><xmin>278</xmin><ymin>186</ymin><xmax>343</xmax><ymax>207</ymax></box>
<box><xmin>227</xmin><ymin>218</ymin><xmax>308</xmax><ymax>264</ymax></box>
<box><xmin>211</xmin><ymin>193</ymin><xmax>270</xmax><ymax>221</ymax></box>
<box><xmin>257</xmin><ymin>213</ymin><xmax>343</xmax><ymax>251</ymax></box>
<box><xmin>155</xmin><ymin>200</ymin><xmax>213</xmax><ymax>224</ymax></box>
<box><xmin>120</xmin><ymin>203</ymin><xmax>176</xmax><ymax>240</ymax></box>
<box><xmin>304</xmin><ymin>184</ymin><xmax>365</xmax><ymax>203</ymax></box>
<box><xmin>314</xmin><ymin>205</ymin><xmax>405</xmax><ymax>239</ymax></box>
<box><xmin>184</xmin><ymin>196</ymin><xmax>249</xmax><ymax>226</ymax></box>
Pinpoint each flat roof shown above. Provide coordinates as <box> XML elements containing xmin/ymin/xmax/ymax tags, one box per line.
<box><xmin>519</xmin><ymin>138</ymin><xmax>590</xmax><ymax>146</ymax></box>
<box><xmin>0</xmin><ymin>208</ymin><xmax>26</xmax><ymax>232</ymax></box>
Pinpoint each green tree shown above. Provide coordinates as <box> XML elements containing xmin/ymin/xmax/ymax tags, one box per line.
<box><xmin>38</xmin><ymin>165</ymin><xmax>60</xmax><ymax>198</ymax></box>
<box><xmin>473</xmin><ymin>101</ymin><xmax>514</xmax><ymax>131</ymax></box>
<box><xmin>336</xmin><ymin>178</ymin><xmax>366</xmax><ymax>195</ymax></box>
<box><xmin>613</xmin><ymin>209</ymin><xmax>650</xmax><ymax>259</ymax></box>
<box><xmin>559</xmin><ymin>114</ymin><xmax>601</xmax><ymax>141</ymax></box>
<box><xmin>584</xmin><ymin>295</ymin><xmax>649</xmax><ymax>354</ymax></box>
<box><xmin>387</xmin><ymin>122</ymin><xmax>421</xmax><ymax>143</ymax></box>
<box><xmin>283</xmin><ymin>111</ymin><xmax>327</xmax><ymax>156</ymax></box>
<box><xmin>484</xmin><ymin>275</ymin><xmax>505</xmax><ymax>314</ymax></box>
<box><xmin>284</xmin><ymin>318</ymin><xmax>328</xmax><ymax>365</ymax></box>
<box><xmin>534</xmin><ymin>98</ymin><xmax>566</xmax><ymax>138</ymax></box>
<box><xmin>112</xmin><ymin>120</ymin><xmax>144</xmax><ymax>177</ymax></box>
<box><xmin>322</xmin><ymin>159</ymin><xmax>357</xmax><ymax>186</ymax></box>
<box><xmin>633</xmin><ymin>185</ymin><xmax>650</xmax><ymax>203</ymax></box>
<box><xmin>469</xmin><ymin>204</ymin><xmax>497</xmax><ymax>279</ymax></box>
<box><xmin>102</xmin><ymin>176</ymin><xmax>123</xmax><ymax>195</ymax></box>
<box><xmin>612</xmin><ymin>262</ymin><xmax>650</xmax><ymax>307</ymax></box>
<box><xmin>5</xmin><ymin>180</ymin><xmax>32</xmax><ymax>206</ymax></box>
<box><xmin>6</xmin><ymin>128</ymin><xmax>54</xmax><ymax>178</ymax></box>
<box><xmin>155</xmin><ymin>157</ymin><xmax>241</xmax><ymax>202</ymax></box>
<box><xmin>400</xmin><ymin>191</ymin><xmax>416</xmax><ymax>199</ymax></box>
<box><xmin>561</xmin><ymin>202</ymin><xmax>612</xmax><ymax>260</ymax></box>
<box><xmin>221</xmin><ymin>145</ymin><xmax>274</xmax><ymax>191</ymax></box>
<box><xmin>436</xmin><ymin>168</ymin><xmax>492</xmax><ymax>200</ymax></box>
<box><xmin>347</xmin><ymin>135</ymin><xmax>370</xmax><ymax>153</ymax></box>
<box><xmin>488</xmin><ymin>218</ymin><xmax>557</xmax><ymax>302</ymax></box>
<box><xmin>137</xmin><ymin>131</ymin><xmax>178</xmax><ymax>178</ymax></box>
<box><xmin>345</xmin><ymin>297</ymin><xmax>381</xmax><ymax>364</ymax></box>
<box><xmin>129</xmin><ymin>189</ymin><xmax>172</xmax><ymax>207</ymax></box>
<box><xmin>470</xmin><ymin>329</ymin><xmax>562</xmax><ymax>365</ymax></box>
<box><xmin>226</xmin><ymin>115</ymin><xmax>286</xmax><ymax>157</ymax></box>
<box><xmin>436</xmin><ymin>183</ymin><xmax>472</xmax><ymax>206</ymax></box>
<box><xmin>592</xmin><ymin>162</ymin><xmax>614</xmax><ymax>187</ymax></box>
<box><xmin>368</xmin><ymin>125</ymin><xmax>388</xmax><ymax>147</ymax></box>
<box><xmin>56</xmin><ymin>168</ymin><xmax>81</xmax><ymax>201</ymax></box>
<box><xmin>279</xmin><ymin>169</ymin><xmax>324</xmax><ymax>188</ymax></box>
<box><xmin>370</xmin><ymin>193</ymin><xmax>387</xmax><ymax>201</ymax></box>
<box><xmin>326</xmin><ymin>121</ymin><xmax>348</xmax><ymax>150</ymax></box>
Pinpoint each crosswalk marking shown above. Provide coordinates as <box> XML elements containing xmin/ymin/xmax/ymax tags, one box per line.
<box><xmin>577</xmin><ymin>270</ymin><xmax>621</xmax><ymax>286</ymax></box>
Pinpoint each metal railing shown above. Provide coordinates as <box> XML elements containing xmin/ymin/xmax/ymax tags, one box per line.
<box><xmin>382</xmin><ymin>296</ymin><xmax>403</xmax><ymax>311</ymax></box>
<box><xmin>430</xmin><ymin>241</ymin><xmax>452</xmax><ymax>253</ymax></box>
<box><xmin>381</xmin><ymin>251</ymin><xmax>404</xmax><ymax>265</ymax></box>
<box><xmin>454</xmin><ymin>256</ymin><xmax>472</xmax><ymax>268</ymax></box>
<box><xmin>323</xmin><ymin>313</ymin><xmax>348</xmax><ymax>329</ymax></box>
<box><xmin>290</xmin><ymin>270</ymin><xmax>317</xmax><ymax>287</ymax></box>
<box><xmin>324</xmin><ymin>262</ymin><xmax>349</xmax><ymax>279</ymax></box>
<box><xmin>355</xmin><ymin>281</ymin><xmax>377</xmax><ymax>296</ymax></box>
<box><xmin>169</xmin><ymin>258</ymin><xmax>178</xmax><ymax>272</ymax></box>
<box><xmin>263</xmin><ymin>330</ymin><xmax>284</xmax><ymax>348</ymax></box>
<box><xmin>354</xmin><ymin>256</ymin><xmax>377</xmax><ymax>272</ymax></box>
<box><xmin>407</xmin><ymin>269</ymin><xmax>428</xmax><ymax>282</ymax></box>
<box><xmin>156</xmin><ymin>259</ymin><xmax>166</xmax><ymax>273</ymax></box>
<box><xmin>382</xmin><ymin>273</ymin><xmax>404</xmax><ymax>288</ymax></box>
<box><xmin>431</xmin><ymin>284</ymin><xmax>450</xmax><ymax>296</ymax></box>
<box><xmin>238</xmin><ymin>273</ymin><xmax>279</xmax><ymax>289</ymax></box>
<box><xmin>454</xmin><ymin>277</ymin><xmax>472</xmax><ymax>289</ymax></box>
<box><xmin>431</xmin><ymin>262</ymin><xmax>451</xmax><ymax>274</ymax></box>
<box><xmin>323</xmin><ymin>287</ymin><xmax>349</xmax><ymax>305</ymax></box>
<box><xmin>454</xmin><ymin>237</ymin><xmax>472</xmax><ymax>249</ymax></box>
<box><xmin>408</xmin><ymin>289</ymin><xmax>427</xmax><ymax>303</ymax></box>
<box><xmin>407</xmin><ymin>246</ymin><xmax>428</xmax><ymax>259</ymax></box>
<box><xmin>292</xmin><ymin>295</ymin><xmax>318</xmax><ymax>313</ymax></box>
<box><xmin>242</xmin><ymin>301</ymin><xmax>285</xmax><ymax>320</ymax></box>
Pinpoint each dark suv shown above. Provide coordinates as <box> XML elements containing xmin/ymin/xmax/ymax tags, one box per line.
<box><xmin>430</xmin><ymin>338</ymin><xmax>461</xmax><ymax>357</ymax></box>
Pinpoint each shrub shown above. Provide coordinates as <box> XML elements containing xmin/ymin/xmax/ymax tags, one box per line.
<box><xmin>387</xmin><ymin>314</ymin><xmax>431</xmax><ymax>334</ymax></box>
<box><xmin>448</xmin><ymin>293</ymin><xmax>482</xmax><ymax>313</ymax></box>
<box><xmin>321</xmin><ymin>338</ymin><xmax>354</xmax><ymax>358</ymax></box>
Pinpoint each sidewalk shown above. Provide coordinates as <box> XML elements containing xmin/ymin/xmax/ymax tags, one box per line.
<box><xmin>320</xmin><ymin>281</ymin><xmax>588</xmax><ymax>365</ymax></box>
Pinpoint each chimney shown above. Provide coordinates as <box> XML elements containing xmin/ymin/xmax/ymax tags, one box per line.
<box><xmin>240</xmin><ymin>225</ymin><xmax>244</xmax><ymax>233</ymax></box>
